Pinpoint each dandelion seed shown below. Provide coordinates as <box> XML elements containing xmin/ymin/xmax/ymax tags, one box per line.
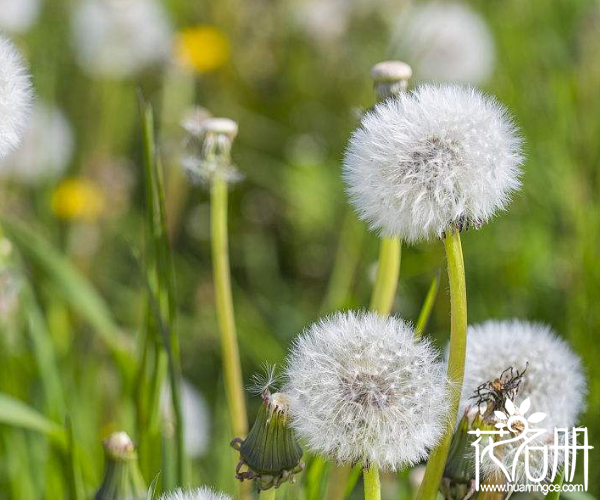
<box><xmin>71</xmin><ymin>0</ymin><xmax>172</xmax><ymax>79</ymax></box>
<box><xmin>393</xmin><ymin>2</ymin><xmax>495</xmax><ymax>84</ymax></box>
<box><xmin>284</xmin><ymin>311</ymin><xmax>449</xmax><ymax>470</ymax></box>
<box><xmin>0</xmin><ymin>35</ymin><xmax>32</xmax><ymax>160</ymax></box>
<box><xmin>343</xmin><ymin>84</ymin><xmax>523</xmax><ymax>243</ymax></box>
<box><xmin>0</xmin><ymin>102</ymin><xmax>73</xmax><ymax>183</ymax></box>
<box><xmin>458</xmin><ymin>320</ymin><xmax>586</xmax><ymax>483</ymax></box>
<box><xmin>159</xmin><ymin>487</ymin><xmax>233</xmax><ymax>500</ymax></box>
<box><xmin>0</xmin><ymin>0</ymin><xmax>42</xmax><ymax>34</ymax></box>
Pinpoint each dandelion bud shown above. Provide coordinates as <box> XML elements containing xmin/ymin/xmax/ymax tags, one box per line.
<box><xmin>371</xmin><ymin>61</ymin><xmax>412</xmax><ymax>101</ymax></box>
<box><xmin>159</xmin><ymin>487</ymin><xmax>233</xmax><ymax>500</ymax></box>
<box><xmin>231</xmin><ymin>390</ymin><xmax>304</xmax><ymax>490</ymax></box>
<box><xmin>343</xmin><ymin>85</ymin><xmax>523</xmax><ymax>243</ymax></box>
<box><xmin>182</xmin><ymin>117</ymin><xmax>242</xmax><ymax>185</ymax></box>
<box><xmin>0</xmin><ymin>35</ymin><xmax>32</xmax><ymax>160</ymax></box>
<box><xmin>94</xmin><ymin>432</ymin><xmax>147</xmax><ymax>500</ymax></box>
<box><xmin>457</xmin><ymin>320</ymin><xmax>586</xmax><ymax>484</ymax></box>
<box><xmin>285</xmin><ymin>311</ymin><xmax>450</xmax><ymax>471</ymax></box>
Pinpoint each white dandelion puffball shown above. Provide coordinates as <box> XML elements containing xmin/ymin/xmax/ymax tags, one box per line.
<box><xmin>343</xmin><ymin>84</ymin><xmax>523</xmax><ymax>243</ymax></box>
<box><xmin>0</xmin><ymin>0</ymin><xmax>42</xmax><ymax>34</ymax></box>
<box><xmin>460</xmin><ymin>320</ymin><xmax>586</xmax><ymax>483</ymax></box>
<box><xmin>0</xmin><ymin>35</ymin><xmax>32</xmax><ymax>160</ymax></box>
<box><xmin>159</xmin><ymin>487</ymin><xmax>233</xmax><ymax>500</ymax></box>
<box><xmin>394</xmin><ymin>2</ymin><xmax>495</xmax><ymax>84</ymax></box>
<box><xmin>161</xmin><ymin>379</ymin><xmax>210</xmax><ymax>458</ymax></box>
<box><xmin>285</xmin><ymin>311</ymin><xmax>449</xmax><ymax>470</ymax></box>
<box><xmin>71</xmin><ymin>0</ymin><xmax>172</xmax><ymax>79</ymax></box>
<box><xmin>0</xmin><ymin>102</ymin><xmax>74</xmax><ymax>183</ymax></box>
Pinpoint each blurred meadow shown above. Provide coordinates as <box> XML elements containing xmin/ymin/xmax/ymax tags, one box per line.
<box><xmin>0</xmin><ymin>0</ymin><xmax>599</xmax><ymax>498</ymax></box>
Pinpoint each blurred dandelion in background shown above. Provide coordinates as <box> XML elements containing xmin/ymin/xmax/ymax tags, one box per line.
<box><xmin>71</xmin><ymin>0</ymin><xmax>172</xmax><ymax>79</ymax></box>
<box><xmin>392</xmin><ymin>1</ymin><xmax>495</xmax><ymax>84</ymax></box>
<box><xmin>175</xmin><ymin>26</ymin><xmax>230</xmax><ymax>74</ymax></box>
<box><xmin>0</xmin><ymin>0</ymin><xmax>42</xmax><ymax>34</ymax></box>
<box><xmin>51</xmin><ymin>177</ymin><xmax>105</xmax><ymax>221</ymax></box>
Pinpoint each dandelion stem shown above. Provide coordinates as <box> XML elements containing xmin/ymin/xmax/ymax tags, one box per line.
<box><xmin>416</xmin><ymin>227</ymin><xmax>467</xmax><ymax>500</ymax></box>
<box><xmin>369</xmin><ymin>237</ymin><xmax>401</xmax><ymax>315</ymax></box>
<box><xmin>363</xmin><ymin>466</ymin><xmax>381</xmax><ymax>500</ymax></box>
<box><xmin>210</xmin><ymin>174</ymin><xmax>248</xmax><ymax>440</ymax></box>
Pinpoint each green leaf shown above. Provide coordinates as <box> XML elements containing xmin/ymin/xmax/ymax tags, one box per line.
<box><xmin>0</xmin><ymin>393</ymin><xmax>65</xmax><ymax>446</ymax></box>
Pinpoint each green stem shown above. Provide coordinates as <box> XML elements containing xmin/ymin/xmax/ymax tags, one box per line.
<box><xmin>369</xmin><ymin>237</ymin><xmax>401</xmax><ymax>315</ymax></box>
<box><xmin>545</xmin><ymin>468</ymin><xmax>565</xmax><ymax>500</ymax></box>
<box><xmin>210</xmin><ymin>175</ymin><xmax>248</xmax><ymax>440</ymax></box>
<box><xmin>363</xmin><ymin>466</ymin><xmax>381</xmax><ymax>500</ymax></box>
<box><xmin>416</xmin><ymin>227</ymin><xmax>467</xmax><ymax>500</ymax></box>
<box><xmin>414</xmin><ymin>271</ymin><xmax>441</xmax><ymax>338</ymax></box>
<box><xmin>261</xmin><ymin>488</ymin><xmax>277</xmax><ymax>500</ymax></box>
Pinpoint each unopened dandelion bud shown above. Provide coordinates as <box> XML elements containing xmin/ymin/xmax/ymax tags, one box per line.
<box><xmin>231</xmin><ymin>390</ymin><xmax>304</xmax><ymax>490</ymax></box>
<box><xmin>371</xmin><ymin>61</ymin><xmax>412</xmax><ymax>101</ymax></box>
<box><xmin>94</xmin><ymin>432</ymin><xmax>147</xmax><ymax>500</ymax></box>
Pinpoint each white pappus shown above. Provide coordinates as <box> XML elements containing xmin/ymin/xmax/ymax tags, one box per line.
<box><xmin>343</xmin><ymin>84</ymin><xmax>523</xmax><ymax>243</ymax></box>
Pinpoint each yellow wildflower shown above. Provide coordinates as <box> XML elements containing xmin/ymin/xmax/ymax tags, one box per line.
<box><xmin>51</xmin><ymin>178</ymin><xmax>105</xmax><ymax>221</ymax></box>
<box><xmin>175</xmin><ymin>25</ymin><xmax>230</xmax><ymax>73</ymax></box>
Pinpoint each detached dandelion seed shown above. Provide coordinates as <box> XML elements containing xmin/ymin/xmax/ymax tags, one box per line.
<box><xmin>285</xmin><ymin>311</ymin><xmax>449</xmax><ymax>471</ymax></box>
<box><xmin>343</xmin><ymin>84</ymin><xmax>523</xmax><ymax>243</ymax></box>
<box><xmin>0</xmin><ymin>35</ymin><xmax>32</xmax><ymax>160</ymax></box>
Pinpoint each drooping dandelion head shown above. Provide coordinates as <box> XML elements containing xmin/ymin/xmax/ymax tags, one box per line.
<box><xmin>71</xmin><ymin>0</ymin><xmax>172</xmax><ymax>79</ymax></box>
<box><xmin>393</xmin><ymin>1</ymin><xmax>495</xmax><ymax>84</ymax></box>
<box><xmin>0</xmin><ymin>35</ymin><xmax>32</xmax><ymax>159</ymax></box>
<box><xmin>343</xmin><ymin>84</ymin><xmax>523</xmax><ymax>243</ymax></box>
<box><xmin>458</xmin><ymin>320</ymin><xmax>586</xmax><ymax>484</ymax></box>
<box><xmin>284</xmin><ymin>311</ymin><xmax>449</xmax><ymax>470</ymax></box>
<box><xmin>0</xmin><ymin>101</ymin><xmax>74</xmax><ymax>183</ymax></box>
<box><xmin>159</xmin><ymin>487</ymin><xmax>234</xmax><ymax>500</ymax></box>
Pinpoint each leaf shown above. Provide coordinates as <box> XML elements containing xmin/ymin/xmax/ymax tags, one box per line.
<box><xmin>0</xmin><ymin>393</ymin><xmax>65</xmax><ymax>446</ymax></box>
<box><xmin>527</xmin><ymin>412</ymin><xmax>547</xmax><ymax>424</ymax></box>
<box><xmin>505</xmin><ymin>398</ymin><xmax>516</xmax><ymax>415</ymax></box>
<box><xmin>147</xmin><ymin>473</ymin><xmax>161</xmax><ymax>500</ymax></box>
<box><xmin>519</xmin><ymin>397</ymin><xmax>531</xmax><ymax>415</ymax></box>
<box><xmin>494</xmin><ymin>411</ymin><xmax>507</xmax><ymax>420</ymax></box>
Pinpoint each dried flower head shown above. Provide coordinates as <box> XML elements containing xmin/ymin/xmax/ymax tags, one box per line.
<box><xmin>458</xmin><ymin>320</ymin><xmax>586</xmax><ymax>483</ymax></box>
<box><xmin>284</xmin><ymin>311</ymin><xmax>449</xmax><ymax>470</ymax></box>
<box><xmin>159</xmin><ymin>488</ymin><xmax>233</xmax><ymax>500</ymax></box>
<box><xmin>0</xmin><ymin>102</ymin><xmax>74</xmax><ymax>183</ymax></box>
<box><xmin>71</xmin><ymin>0</ymin><xmax>172</xmax><ymax>79</ymax></box>
<box><xmin>343</xmin><ymin>84</ymin><xmax>523</xmax><ymax>243</ymax></box>
<box><xmin>0</xmin><ymin>0</ymin><xmax>41</xmax><ymax>34</ymax></box>
<box><xmin>0</xmin><ymin>35</ymin><xmax>32</xmax><ymax>159</ymax></box>
<box><xmin>371</xmin><ymin>60</ymin><xmax>412</xmax><ymax>101</ymax></box>
<box><xmin>394</xmin><ymin>2</ymin><xmax>495</xmax><ymax>84</ymax></box>
<box><xmin>182</xmin><ymin>117</ymin><xmax>242</xmax><ymax>185</ymax></box>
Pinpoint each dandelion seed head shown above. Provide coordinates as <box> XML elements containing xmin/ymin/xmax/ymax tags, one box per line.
<box><xmin>343</xmin><ymin>84</ymin><xmax>523</xmax><ymax>243</ymax></box>
<box><xmin>0</xmin><ymin>102</ymin><xmax>73</xmax><ymax>183</ymax></box>
<box><xmin>460</xmin><ymin>320</ymin><xmax>586</xmax><ymax>483</ymax></box>
<box><xmin>394</xmin><ymin>2</ymin><xmax>495</xmax><ymax>84</ymax></box>
<box><xmin>72</xmin><ymin>0</ymin><xmax>172</xmax><ymax>79</ymax></box>
<box><xmin>0</xmin><ymin>0</ymin><xmax>42</xmax><ymax>34</ymax></box>
<box><xmin>0</xmin><ymin>35</ymin><xmax>32</xmax><ymax>159</ymax></box>
<box><xmin>159</xmin><ymin>487</ymin><xmax>233</xmax><ymax>500</ymax></box>
<box><xmin>284</xmin><ymin>311</ymin><xmax>449</xmax><ymax>470</ymax></box>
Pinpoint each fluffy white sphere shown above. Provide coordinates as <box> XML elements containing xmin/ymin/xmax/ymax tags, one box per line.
<box><xmin>159</xmin><ymin>487</ymin><xmax>233</xmax><ymax>500</ymax></box>
<box><xmin>460</xmin><ymin>320</ymin><xmax>586</xmax><ymax>482</ymax></box>
<box><xmin>343</xmin><ymin>84</ymin><xmax>523</xmax><ymax>243</ymax></box>
<box><xmin>0</xmin><ymin>102</ymin><xmax>74</xmax><ymax>183</ymax></box>
<box><xmin>71</xmin><ymin>0</ymin><xmax>172</xmax><ymax>79</ymax></box>
<box><xmin>284</xmin><ymin>311</ymin><xmax>449</xmax><ymax>471</ymax></box>
<box><xmin>0</xmin><ymin>0</ymin><xmax>42</xmax><ymax>34</ymax></box>
<box><xmin>393</xmin><ymin>2</ymin><xmax>495</xmax><ymax>84</ymax></box>
<box><xmin>0</xmin><ymin>35</ymin><xmax>32</xmax><ymax>159</ymax></box>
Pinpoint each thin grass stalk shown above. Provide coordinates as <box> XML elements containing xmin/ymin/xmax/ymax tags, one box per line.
<box><xmin>210</xmin><ymin>174</ymin><xmax>248</xmax><ymax>439</ymax></box>
<box><xmin>414</xmin><ymin>271</ymin><xmax>441</xmax><ymax>338</ymax></box>
<box><xmin>416</xmin><ymin>227</ymin><xmax>467</xmax><ymax>500</ymax></box>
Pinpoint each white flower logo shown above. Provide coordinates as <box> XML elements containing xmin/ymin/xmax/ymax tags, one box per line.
<box><xmin>494</xmin><ymin>397</ymin><xmax>546</xmax><ymax>432</ymax></box>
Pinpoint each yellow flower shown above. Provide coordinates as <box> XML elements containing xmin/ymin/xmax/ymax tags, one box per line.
<box><xmin>51</xmin><ymin>178</ymin><xmax>105</xmax><ymax>221</ymax></box>
<box><xmin>175</xmin><ymin>25</ymin><xmax>230</xmax><ymax>73</ymax></box>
